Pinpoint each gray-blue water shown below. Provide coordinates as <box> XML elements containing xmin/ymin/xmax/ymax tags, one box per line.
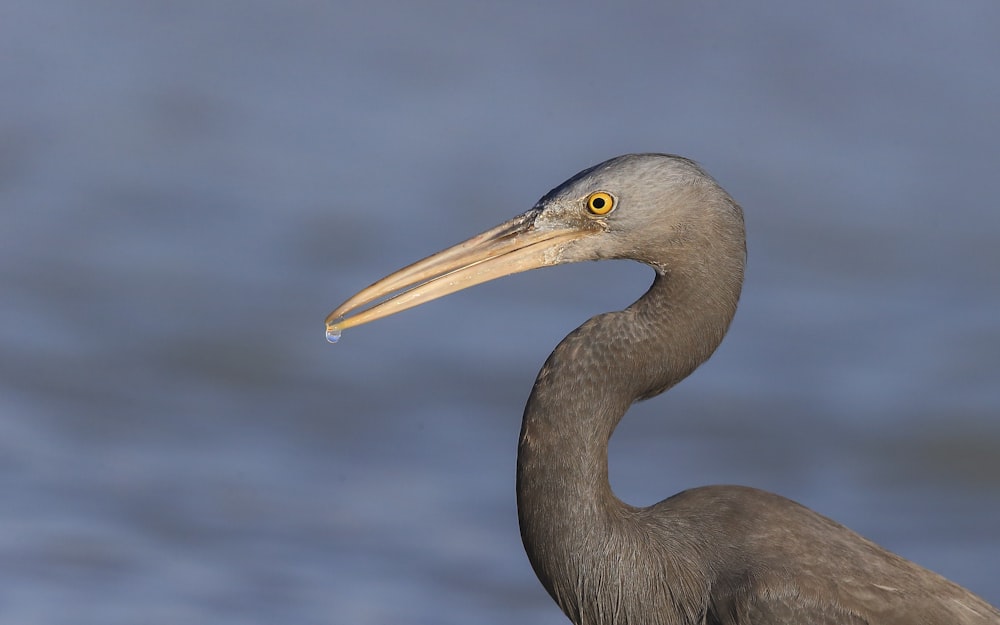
<box><xmin>2</xmin><ymin>2</ymin><xmax>998</xmax><ymax>623</ymax></box>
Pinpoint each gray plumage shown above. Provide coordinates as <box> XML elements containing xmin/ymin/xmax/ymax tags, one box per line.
<box><xmin>329</xmin><ymin>154</ymin><xmax>1000</xmax><ymax>625</ymax></box>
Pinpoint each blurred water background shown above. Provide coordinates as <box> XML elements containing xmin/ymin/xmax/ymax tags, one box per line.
<box><xmin>1</xmin><ymin>2</ymin><xmax>999</xmax><ymax>623</ymax></box>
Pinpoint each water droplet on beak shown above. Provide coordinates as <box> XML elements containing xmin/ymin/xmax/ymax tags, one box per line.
<box><xmin>326</xmin><ymin>318</ymin><xmax>344</xmax><ymax>344</ymax></box>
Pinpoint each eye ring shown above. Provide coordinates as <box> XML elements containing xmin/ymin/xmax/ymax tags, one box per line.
<box><xmin>586</xmin><ymin>191</ymin><xmax>615</xmax><ymax>216</ymax></box>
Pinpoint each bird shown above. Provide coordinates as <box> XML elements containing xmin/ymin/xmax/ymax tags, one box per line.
<box><xmin>326</xmin><ymin>154</ymin><xmax>999</xmax><ymax>625</ymax></box>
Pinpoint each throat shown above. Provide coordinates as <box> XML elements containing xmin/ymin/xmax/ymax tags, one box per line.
<box><xmin>516</xmin><ymin>378</ymin><xmax>628</xmax><ymax>524</ymax></box>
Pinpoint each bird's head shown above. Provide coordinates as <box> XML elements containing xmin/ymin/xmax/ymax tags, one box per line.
<box><xmin>327</xmin><ymin>153</ymin><xmax>743</xmax><ymax>339</ymax></box>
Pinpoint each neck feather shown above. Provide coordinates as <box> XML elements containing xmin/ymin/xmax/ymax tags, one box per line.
<box><xmin>515</xmin><ymin>251</ymin><xmax>743</xmax><ymax>617</ymax></box>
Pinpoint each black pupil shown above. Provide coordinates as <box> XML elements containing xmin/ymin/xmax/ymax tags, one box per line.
<box><xmin>592</xmin><ymin>197</ymin><xmax>605</xmax><ymax>209</ymax></box>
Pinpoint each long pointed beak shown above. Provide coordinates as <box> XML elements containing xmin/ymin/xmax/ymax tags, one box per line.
<box><xmin>326</xmin><ymin>210</ymin><xmax>590</xmax><ymax>336</ymax></box>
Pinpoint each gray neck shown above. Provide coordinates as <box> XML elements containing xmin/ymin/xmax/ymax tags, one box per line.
<box><xmin>515</xmin><ymin>251</ymin><xmax>743</xmax><ymax>619</ymax></box>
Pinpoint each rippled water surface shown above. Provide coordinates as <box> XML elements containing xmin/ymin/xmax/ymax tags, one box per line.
<box><xmin>2</xmin><ymin>2</ymin><xmax>999</xmax><ymax>623</ymax></box>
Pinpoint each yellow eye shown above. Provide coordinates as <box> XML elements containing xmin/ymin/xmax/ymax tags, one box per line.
<box><xmin>586</xmin><ymin>191</ymin><xmax>615</xmax><ymax>215</ymax></box>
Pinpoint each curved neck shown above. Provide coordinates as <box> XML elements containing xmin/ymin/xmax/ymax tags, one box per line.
<box><xmin>515</xmin><ymin>256</ymin><xmax>742</xmax><ymax>618</ymax></box>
